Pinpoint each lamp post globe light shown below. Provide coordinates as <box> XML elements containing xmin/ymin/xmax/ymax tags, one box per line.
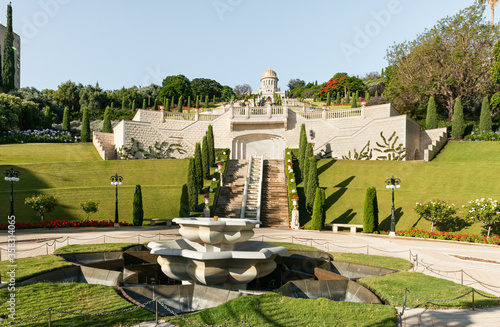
<box><xmin>385</xmin><ymin>176</ymin><xmax>401</xmax><ymax>237</ymax></box>
<box><xmin>110</xmin><ymin>173</ymin><xmax>123</xmax><ymax>227</ymax></box>
<box><xmin>4</xmin><ymin>168</ymin><xmax>20</xmax><ymax>217</ymax></box>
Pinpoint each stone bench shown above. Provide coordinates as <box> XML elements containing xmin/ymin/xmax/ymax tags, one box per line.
<box><xmin>144</xmin><ymin>218</ymin><xmax>172</xmax><ymax>227</ymax></box>
<box><xmin>326</xmin><ymin>223</ymin><xmax>363</xmax><ymax>233</ymax></box>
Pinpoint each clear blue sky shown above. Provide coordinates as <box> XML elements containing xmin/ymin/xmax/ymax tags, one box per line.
<box><xmin>3</xmin><ymin>0</ymin><xmax>494</xmax><ymax>92</ymax></box>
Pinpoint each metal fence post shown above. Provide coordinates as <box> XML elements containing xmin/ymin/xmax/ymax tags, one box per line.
<box><xmin>366</xmin><ymin>245</ymin><xmax>369</xmax><ymax>255</ymax></box>
<box><xmin>155</xmin><ymin>300</ymin><xmax>158</xmax><ymax>324</ymax></box>
<box><xmin>46</xmin><ymin>243</ymin><xmax>49</xmax><ymax>255</ymax></box>
<box><xmin>48</xmin><ymin>308</ymin><xmax>52</xmax><ymax>327</ymax></box>
<box><xmin>461</xmin><ymin>270</ymin><xmax>463</xmax><ymax>285</ymax></box>
<box><xmin>472</xmin><ymin>289</ymin><xmax>475</xmax><ymax>311</ymax></box>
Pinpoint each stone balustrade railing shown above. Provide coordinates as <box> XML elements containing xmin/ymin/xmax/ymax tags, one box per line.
<box><xmin>164</xmin><ymin>110</ymin><xmax>220</xmax><ymax>121</ymax></box>
<box><xmin>298</xmin><ymin>107</ymin><xmax>364</xmax><ymax>120</ymax></box>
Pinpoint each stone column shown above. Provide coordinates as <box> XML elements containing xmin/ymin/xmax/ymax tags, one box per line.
<box><xmin>322</xmin><ymin>108</ymin><xmax>327</xmax><ymax>120</ymax></box>
<box><xmin>291</xmin><ymin>209</ymin><xmax>300</xmax><ymax>230</ymax></box>
<box><xmin>267</xmin><ymin>103</ymin><xmax>272</xmax><ymax>118</ymax></box>
<box><xmin>195</xmin><ymin>108</ymin><xmax>199</xmax><ymax>121</ymax></box>
<box><xmin>245</xmin><ymin>106</ymin><xmax>250</xmax><ymax>119</ymax></box>
<box><xmin>230</xmin><ymin>103</ymin><xmax>234</xmax><ymax>119</ymax></box>
<box><xmin>283</xmin><ymin>104</ymin><xmax>288</xmax><ymax>119</ymax></box>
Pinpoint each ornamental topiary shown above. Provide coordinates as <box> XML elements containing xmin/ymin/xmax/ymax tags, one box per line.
<box><xmin>207</xmin><ymin>125</ymin><xmax>215</xmax><ymax>167</ymax></box>
<box><xmin>202</xmin><ymin>136</ymin><xmax>210</xmax><ymax>179</ymax></box>
<box><xmin>102</xmin><ymin>106</ymin><xmax>112</xmax><ymax>133</ymax></box>
<box><xmin>81</xmin><ymin>107</ymin><xmax>91</xmax><ymax>142</ymax></box>
<box><xmin>194</xmin><ymin>142</ymin><xmax>203</xmax><ymax>192</ymax></box>
<box><xmin>479</xmin><ymin>96</ymin><xmax>492</xmax><ymax>133</ymax></box>
<box><xmin>451</xmin><ymin>98</ymin><xmax>465</xmax><ymax>139</ymax></box>
<box><xmin>62</xmin><ymin>107</ymin><xmax>70</xmax><ymax>132</ymax></box>
<box><xmin>311</xmin><ymin>187</ymin><xmax>325</xmax><ymax>230</ymax></box>
<box><xmin>179</xmin><ymin>184</ymin><xmax>190</xmax><ymax>217</ymax></box>
<box><xmin>132</xmin><ymin>185</ymin><xmax>144</xmax><ymax>226</ymax></box>
<box><xmin>187</xmin><ymin>158</ymin><xmax>198</xmax><ymax>211</ymax></box>
<box><xmin>43</xmin><ymin>106</ymin><xmax>52</xmax><ymax>129</ymax></box>
<box><xmin>306</xmin><ymin>156</ymin><xmax>318</xmax><ymax>214</ymax></box>
<box><xmin>363</xmin><ymin>187</ymin><xmax>379</xmax><ymax>233</ymax></box>
<box><xmin>425</xmin><ymin>96</ymin><xmax>438</xmax><ymax>129</ymax></box>
<box><xmin>299</xmin><ymin>124</ymin><xmax>307</xmax><ymax>173</ymax></box>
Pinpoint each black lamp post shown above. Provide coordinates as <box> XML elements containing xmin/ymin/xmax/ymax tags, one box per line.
<box><xmin>385</xmin><ymin>176</ymin><xmax>401</xmax><ymax>236</ymax></box>
<box><xmin>110</xmin><ymin>173</ymin><xmax>123</xmax><ymax>227</ymax></box>
<box><xmin>4</xmin><ymin>168</ymin><xmax>20</xmax><ymax>217</ymax></box>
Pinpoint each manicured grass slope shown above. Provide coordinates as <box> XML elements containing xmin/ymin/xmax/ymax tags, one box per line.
<box><xmin>167</xmin><ymin>293</ymin><xmax>397</xmax><ymax>327</ymax></box>
<box><xmin>0</xmin><ymin>283</ymin><xmax>154</xmax><ymax>326</ymax></box>
<box><xmin>300</xmin><ymin>141</ymin><xmax>500</xmax><ymax>234</ymax></box>
<box><xmin>0</xmin><ymin>143</ymin><xmax>188</xmax><ymax>223</ymax></box>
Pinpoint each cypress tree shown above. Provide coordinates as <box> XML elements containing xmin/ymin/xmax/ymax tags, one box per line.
<box><xmin>350</xmin><ymin>96</ymin><xmax>357</xmax><ymax>108</ymax></box>
<box><xmin>195</xmin><ymin>96</ymin><xmax>200</xmax><ymax>108</ymax></box>
<box><xmin>154</xmin><ymin>99</ymin><xmax>158</xmax><ymax>111</ymax></box>
<box><xmin>311</xmin><ymin>187</ymin><xmax>325</xmax><ymax>230</ymax></box>
<box><xmin>62</xmin><ymin>107</ymin><xmax>70</xmax><ymax>132</ymax></box>
<box><xmin>111</xmin><ymin>101</ymin><xmax>114</xmax><ymax>109</ymax></box>
<box><xmin>479</xmin><ymin>96</ymin><xmax>492</xmax><ymax>133</ymax></box>
<box><xmin>346</xmin><ymin>92</ymin><xmax>350</xmax><ymax>103</ymax></box>
<box><xmin>25</xmin><ymin>107</ymin><xmax>34</xmax><ymax>130</ymax></box>
<box><xmin>326</xmin><ymin>92</ymin><xmax>331</xmax><ymax>106</ymax></box>
<box><xmin>363</xmin><ymin>187</ymin><xmax>379</xmax><ymax>233</ymax></box>
<box><xmin>187</xmin><ymin>158</ymin><xmax>198</xmax><ymax>212</ymax></box>
<box><xmin>335</xmin><ymin>92</ymin><xmax>340</xmax><ymax>104</ymax></box>
<box><xmin>426</xmin><ymin>96</ymin><xmax>438</xmax><ymax>129</ymax></box>
<box><xmin>306</xmin><ymin>156</ymin><xmax>318</xmax><ymax>214</ymax></box>
<box><xmin>142</xmin><ymin>99</ymin><xmax>146</xmax><ymax>109</ymax></box>
<box><xmin>179</xmin><ymin>184</ymin><xmax>190</xmax><ymax>217</ymax></box>
<box><xmin>131</xmin><ymin>100</ymin><xmax>136</xmax><ymax>110</ymax></box>
<box><xmin>178</xmin><ymin>95</ymin><xmax>183</xmax><ymax>111</ymax></box>
<box><xmin>213</xmin><ymin>94</ymin><xmax>216</xmax><ymax>104</ymax></box>
<box><xmin>81</xmin><ymin>107</ymin><xmax>91</xmax><ymax>142</ymax></box>
<box><xmin>451</xmin><ymin>98</ymin><xmax>465</xmax><ymax>139</ymax></box>
<box><xmin>102</xmin><ymin>106</ymin><xmax>112</xmax><ymax>133</ymax></box>
<box><xmin>121</xmin><ymin>98</ymin><xmax>125</xmax><ymax>110</ymax></box>
<box><xmin>2</xmin><ymin>3</ymin><xmax>14</xmax><ymax>92</ymax></box>
<box><xmin>299</xmin><ymin>124</ymin><xmax>307</xmax><ymax>172</ymax></box>
<box><xmin>375</xmin><ymin>90</ymin><xmax>379</xmax><ymax>98</ymax></box>
<box><xmin>303</xmin><ymin>143</ymin><xmax>313</xmax><ymax>181</ymax></box>
<box><xmin>207</xmin><ymin>125</ymin><xmax>215</xmax><ymax>167</ymax></box>
<box><xmin>365</xmin><ymin>91</ymin><xmax>370</xmax><ymax>102</ymax></box>
<box><xmin>205</xmin><ymin>95</ymin><xmax>209</xmax><ymax>108</ymax></box>
<box><xmin>355</xmin><ymin>90</ymin><xmax>359</xmax><ymax>101</ymax></box>
<box><xmin>43</xmin><ymin>106</ymin><xmax>52</xmax><ymax>129</ymax></box>
<box><xmin>132</xmin><ymin>184</ymin><xmax>144</xmax><ymax>226</ymax></box>
<box><xmin>194</xmin><ymin>142</ymin><xmax>203</xmax><ymax>192</ymax></box>
<box><xmin>171</xmin><ymin>96</ymin><xmax>175</xmax><ymax>109</ymax></box>
<box><xmin>148</xmin><ymin>96</ymin><xmax>151</xmax><ymax>107</ymax></box>
<box><xmin>202</xmin><ymin>136</ymin><xmax>210</xmax><ymax>179</ymax></box>
<box><xmin>164</xmin><ymin>99</ymin><xmax>170</xmax><ymax>112</ymax></box>
<box><xmin>187</xmin><ymin>95</ymin><xmax>191</xmax><ymax>108</ymax></box>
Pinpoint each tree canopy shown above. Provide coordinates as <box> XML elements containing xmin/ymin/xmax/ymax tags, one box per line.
<box><xmin>191</xmin><ymin>78</ymin><xmax>222</xmax><ymax>98</ymax></box>
<box><xmin>384</xmin><ymin>3</ymin><xmax>498</xmax><ymax>119</ymax></box>
<box><xmin>157</xmin><ymin>74</ymin><xmax>192</xmax><ymax>103</ymax></box>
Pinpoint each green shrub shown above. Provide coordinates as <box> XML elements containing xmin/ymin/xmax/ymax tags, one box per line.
<box><xmin>363</xmin><ymin>187</ymin><xmax>379</xmax><ymax>233</ymax></box>
<box><xmin>311</xmin><ymin>187</ymin><xmax>325</xmax><ymax>230</ymax></box>
<box><xmin>80</xmin><ymin>199</ymin><xmax>99</xmax><ymax>220</ymax></box>
<box><xmin>179</xmin><ymin>184</ymin><xmax>190</xmax><ymax>217</ymax></box>
<box><xmin>43</xmin><ymin>106</ymin><xmax>52</xmax><ymax>129</ymax></box>
<box><xmin>350</xmin><ymin>96</ymin><xmax>357</xmax><ymax>108</ymax></box>
<box><xmin>326</xmin><ymin>92</ymin><xmax>331</xmax><ymax>106</ymax></box>
<box><xmin>81</xmin><ymin>107</ymin><xmax>91</xmax><ymax>142</ymax></box>
<box><xmin>415</xmin><ymin>200</ymin><xmax>457</xmax><ymax>232</ymax></box>
<box><xmin>306</xmin><ymin>156</ymin><xmax>318</xmax><ymax>214</ymax></box>
<box><xmin>102</xmin><ymin>106</ymin><xmax>112</xmax><ymax>133</ymax></box>
<box><xmin>62</xmin><ymin>107</ymin><xmax>70</xmax><ymax>132</ymax></box>
<box><xmin>426</xmin><ymin>97</ymin><xmax>438</xmax><ymax>129</ymax></box>
<box><xmin>187</xmin><ymin>158</ymin><xmax>198</xmax><ymax>211</ymax></box>
<box><xmin>132</xmin><ymin>185</ymin><xmax>144</xmax><ymax>226</ymax></box>
<box><xmin>25</xmin><ymin>194</ymin><xmax>58</xmax><ymax>223</ymax></box>
<box><xmin>480</xmin><ymin>96</ymin><xmax>492</xmax><ymax>133</ymax></box>
<box><xmin>451</xmin><ymin>98</ymin><xmax>465</xmax><ymax>139</ymax></box>
<box><xmin>365</xmin><ymin>91</ymin><xmax>370</xmax><ymax>102</ymax></box>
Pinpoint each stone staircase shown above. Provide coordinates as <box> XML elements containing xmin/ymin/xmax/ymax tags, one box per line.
<box><xmin>93</xmin><ymin>132</ymin><xmax>117</xmax><ymax>160</ymax></box>
<box><xmin>241</xmin><ymin>155</ymin><xmax>263</xmax><ymax>220</ymax></box>
<box><xmin>417</xmin><ymin>128</ymin><xmax>448</xmax><ymax>161</ymax></box>
<box><xmin>213</xmin><ymin>160</ymin><xmax>248</xmax><ymax>218</ymax></box>
<box><xmin>260</xmin><ymin>160</ymin><xmax>289</xmax><ymax>228</ymax></box>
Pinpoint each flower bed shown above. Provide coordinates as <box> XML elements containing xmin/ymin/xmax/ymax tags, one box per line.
<box><xmin>0</xmin><ymin>129</ymin><xmax>78</xmax><ymax>144</ymax></box>
<box><xmin>374</xmin><ymin>227</ymin><xmax>500</xmax><ymax>245</ymax></box>
<box><xmin>464</xmin><ymin>130</ymin><xmax>500</xmax><ymax>141</ymax></box>
<box><xmin>0</xmin><ymin>219</ymin><xmax>133</xmax><ymax>230</ymax></box>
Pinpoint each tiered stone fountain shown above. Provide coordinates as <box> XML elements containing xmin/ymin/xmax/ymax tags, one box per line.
<box><xmin>148</xmin><ymin>217</ymin><xmax>287</xmax><ymax>290</ymax></box>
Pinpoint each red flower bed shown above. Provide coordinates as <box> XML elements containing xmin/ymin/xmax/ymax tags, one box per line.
<box><xmin>374</xmin><ymin>227</ymin><xmax>500</xmax><ymax>245</ymax></box>
<box><xmin>0</xmin><ymin>219</ymin><xmax>134</xmax><ymax>230</ymax></box>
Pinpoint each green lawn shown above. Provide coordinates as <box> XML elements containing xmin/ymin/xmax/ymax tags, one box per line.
<box><xmin>167</xmin><ymin>293</ymin><xmax>397</xmax><ymax>327</ymax></box>
<box><xmin>0</xmin><ymin>143</ymin><xmax>188</xmax><ymax>223</ymax></box>
<box><xmin>361</xmin><ymin>271</ymin><xmax>500</xmax><ymax>309</ymax></box>
<box><xmin>297</xmin><ymin>141</ymin><xmax>500</xmax><ymax>235</ymax></box>
<box><xmin>329</xmin><ymin>252</ymin><xmax>413</xmax><ymax>271</ymax></box>
<box><xmin>0</xmin><ymin>255</ymin><xmax>73</xmax><ymax>281</ymax></box>
<box><xmin>53</xmin><ymin>243</ymin><xmax>138</xmax><ymax>254</ymax></box>
<box><xmin>0</xmin><ymin>283</ymin><xmax>154</xmax><ymax>326</ymax></box>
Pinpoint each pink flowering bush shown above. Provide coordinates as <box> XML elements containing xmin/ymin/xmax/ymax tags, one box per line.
<box><xmin>0</xmin><ymin>219</ymin><xmax>133</xmax><ymax>230</ymax></box>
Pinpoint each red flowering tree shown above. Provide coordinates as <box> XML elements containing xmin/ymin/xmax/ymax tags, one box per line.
<box><xmin>319</xmin><ymin>75</ymin><xmax>365</xmax><ymax>97</ymax></box>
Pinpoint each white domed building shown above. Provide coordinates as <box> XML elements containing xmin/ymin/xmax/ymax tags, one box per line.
<box><xmin>255</xmin><ymin>67</ymin><xmax>286</xmax><ymax>101</ymax></box>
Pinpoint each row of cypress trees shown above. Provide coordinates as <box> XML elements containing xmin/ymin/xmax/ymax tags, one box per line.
<box><xmin>425</xmin><ymin>96</ymin><xmax>492</xmax><ymax>139</ymax></box>
<box><xmin>182</xmin><ymin>125</ymin><xmax>216</xmax><ymax>214</ymax></box>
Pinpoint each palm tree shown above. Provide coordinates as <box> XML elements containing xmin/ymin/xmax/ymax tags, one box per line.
<box><xmin>478</xmin><ymin>0</ymin><xmax>499</xmax><ymax>28</ymax></box>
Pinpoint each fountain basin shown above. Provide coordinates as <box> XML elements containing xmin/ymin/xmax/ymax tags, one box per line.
<box><xmin>173</xmin><ymin>218</ymin><xmax>259</xmax><ymax>250</ymax></box>
<box><xmin>150</xmin><ymin>239</ymin><xmax>286</xmax><ymax>285</ymax></box>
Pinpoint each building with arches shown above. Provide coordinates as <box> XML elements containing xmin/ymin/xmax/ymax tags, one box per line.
<box><xmin>255</xmin><ymin>67</ymin><xmax>286</xmax><ymax>101</ymax></box>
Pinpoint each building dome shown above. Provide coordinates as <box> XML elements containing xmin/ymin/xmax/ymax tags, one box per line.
<box><xmin>261</xmin><ymin>68</ymin><xmax>277</xmax><ymax>79</ymax></box>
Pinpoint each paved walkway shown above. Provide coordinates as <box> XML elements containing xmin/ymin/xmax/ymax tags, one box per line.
<box><xmin>2</xmin><ymin>226</ymin><xmax>500</xmax><ymax>326</ymax></box>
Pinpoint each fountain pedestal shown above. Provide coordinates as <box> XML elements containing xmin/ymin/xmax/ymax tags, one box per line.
<box><xmin>149</xmin><ymin>218</ymin><xmax>287</xmax><ymax>289</ymax></box>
